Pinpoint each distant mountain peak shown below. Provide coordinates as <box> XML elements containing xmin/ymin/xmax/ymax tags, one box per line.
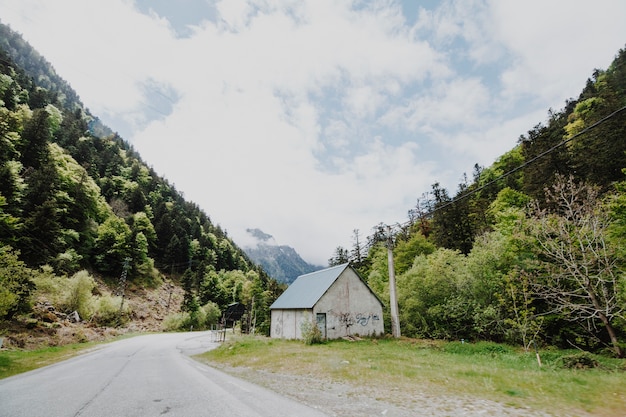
<box><xmin>242</xmin><ymin>228</ymin><xmax>322</xmax><ymax>284</ymax></box>
<box><xmin>245</xmin><ymin>228</ymin><xmax>274</xmax><ymax>243</ymax></box>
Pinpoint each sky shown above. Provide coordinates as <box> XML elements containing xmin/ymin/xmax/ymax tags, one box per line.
<box><xmin>1</xmin><ymin>0</ymin><xmax>625</xmax><ymax>266</ymax></box>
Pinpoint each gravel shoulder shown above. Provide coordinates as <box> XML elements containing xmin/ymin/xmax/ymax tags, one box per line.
<box><xmin>208</xmin><ymin>363</ymin><xmax>559</xmax><ymax>417</ymax></box>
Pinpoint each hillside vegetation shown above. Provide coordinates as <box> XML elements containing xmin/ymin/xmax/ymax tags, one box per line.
<box><xmin>0</xmin><ymin>23</ymin><xmax>283</xmax><ymax>344</ymax></box>
<box><xmin>333</xmin><ymin>46</ymin><xmax>626</xmax><ymax>358</ymax></box>
<box><xmin>1</xmin><ymin>20</ymin><xmax>626</xmax><ymax>362</ymax></box>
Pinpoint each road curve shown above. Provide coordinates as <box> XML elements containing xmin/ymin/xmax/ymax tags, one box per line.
<box><xmin>0</xmin><ymin>332</ymin><xmax>329</xmax><ymax>417</ymax></box>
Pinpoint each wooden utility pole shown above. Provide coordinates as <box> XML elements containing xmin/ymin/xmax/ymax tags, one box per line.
<box><xmin>387</xmin><ymin>227</ymin><xmax>401</xmax><ymax>338</ymax></box>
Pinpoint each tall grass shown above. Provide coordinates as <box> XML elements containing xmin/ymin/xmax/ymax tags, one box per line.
<box><xmin>198</xmin><ymin>337</ymin><xmax>626</xmax><ymax>416</ymax></box>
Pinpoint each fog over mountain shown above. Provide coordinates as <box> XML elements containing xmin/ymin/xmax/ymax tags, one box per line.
<box><xmin>242</xmin><ymin>229</ymin><xmax>322</xmax><ymax>284</ymax></box>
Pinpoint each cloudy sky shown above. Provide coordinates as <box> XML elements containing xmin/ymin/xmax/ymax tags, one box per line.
<box><xmin>1</xmin><ymin>0</ymin><xmax>625</xmax><ymax>266</ymax></box>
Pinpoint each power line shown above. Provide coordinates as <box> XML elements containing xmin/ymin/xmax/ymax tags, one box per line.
<box><xmin>431</xmin><ymin>104</ymin><xmax>626</xmax><ymax>216</ymax></box>
<box><xmin>368</xmin><ymin>104</ymin><xmax>626</xmax><ymax>246</ymax></box>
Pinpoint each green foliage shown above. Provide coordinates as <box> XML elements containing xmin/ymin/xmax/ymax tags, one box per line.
<box><xmin>398</xmin><ymin>248</ymin><xmax>470</xmax><ymax>339</ymax></box>
<box><xmin>31</xmin><ymin>266</ymin><xmax>67</xmax><ymax>306</ymax></box>
<box><xmin>359</xmin><ymin>47</ymin><xmax>626</xmax><ymax>352</ymax></box>
<box><xmin>558</xmin><ymin>352</ymin><xmax>600</xmax><ymax>369</ymax></box>
<box><xmin>430</xmin><ymin>182</ymin><xmax>474</xmax><ymax>254</ymax></box>
<box><xmin>61</xmin><ymin>270</ymin><xmax>95</xmax><ymax>320</ymax></box>
<box><xmin>93</xmin><ymin>216</ymin><xmax>132</xmax><ymax>275</ymax></box>
<box><xmin>328</xmin><ymin>246</ymin><xmax>349</xmax><ymax>266</ymax></box>
<box><xmin>0</xmin><ymin>28</ymin><xmax>269</xmax><ymax>300</ymax></box>
<box><xmin>162</xmin><ymin>301</ymin><xmax>221</xmax><ymax>331</ymax></box>
<box><xmin>393</xmin><ymin>231</ymin><xmax>435</xmax><ymax>275</ymax></box>
<box><xmin>0</xmin><ymin>196</ymin><xmax>19</xmax><ymax>245</ymax></box>
<box><xmin>300</xmin><ymin>318</ymin><xmax>324</xmax><ymax>345</ymax></box>
<box><xmin>526</xmin><ymin>176</ymin><xmax>625</xmax><ymax>357</ymax></box>
<box><xmin>92</xmin><ymin>295</ymin><xmax>128</xmax><ymax>327</ymax></box>
<box><xmin>161</xmin><ymin>312</ymin><xmax>189</xmax><ymax>331</ymax></box>
<box><xmin>442</xmin><ymin>340</ymin><xmax>513</xmax><ymax>356</ymax></box>
<box><xmin>201</xmin><ymin>301</ymin><xmax>222</xmax><ymax>327</ymax></box>
<box><xmin>500</xmin><ymin>270</ymin><xmax>543</xmax><ymax>349</ymax></box>
<box><xmin>32</xmin><ymin>267</ymin><xmax>129</xmax><ymax>326</ymax></box>
<box><xmin>44</xmin><ymin>104</ymin><xmax>62</xmax><ymax>134</ymax></box>
<box><xmin>487</xmin><ymin>187</ymin><xmax>531</xmax><ymax>232</ymax></box>
<box><xmin>0</xmin><ymin>246</ymin><xmax>35</xmax><ymax>319</ymax></box>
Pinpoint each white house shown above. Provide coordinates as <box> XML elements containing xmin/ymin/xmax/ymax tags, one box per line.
<box><xmin>270</xmin><ymin>263</ymin><xmax>384</xmax><ymax>339</ymax></box>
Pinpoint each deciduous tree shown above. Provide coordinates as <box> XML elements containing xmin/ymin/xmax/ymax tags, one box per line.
<box><xmin>527</xmin><ymin>175</ymin><xmax>624</xmax><ymax>357</ymax></box>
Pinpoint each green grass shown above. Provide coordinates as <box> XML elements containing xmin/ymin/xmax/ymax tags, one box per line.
<box><xmin>0</xmin><ymin>342</ymin><xmax>99</xmax><ymax>379</ymax></box>
<box><xmin>198</xmin><ymin>336</ymin><xmax>626</xmax><ymax>416</ymax></box>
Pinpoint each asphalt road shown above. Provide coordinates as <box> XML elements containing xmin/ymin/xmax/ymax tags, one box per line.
<box><xmin>0</xmin><ymin>332</ymin><xmax>329</xmax><ymax>417</ymax></box>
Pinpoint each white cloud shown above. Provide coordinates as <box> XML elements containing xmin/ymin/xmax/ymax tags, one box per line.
<box><xmin>382</xmin><ymin>77</ymin><xmax>491</xmax><ymax>133</ymax></box>
<box><xmin>492</xmin><ymin>1</ymin><xmax>626</xmax><ymax>105</ymax></box>
<box><xmin>1</xmin><ymin>0</ymin><xmax>625</xmax><ymax>265</ymax></box>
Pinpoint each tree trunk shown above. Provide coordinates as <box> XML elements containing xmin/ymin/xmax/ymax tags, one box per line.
<box><xmin>587</xmin><ymin>283</ymin><xmax>624</xmax><ymax>358</ymax></box>
<box><xmin>598</xmin><ymin>311</ymin><xmax>624</xmax><ymax>358</ymax></box>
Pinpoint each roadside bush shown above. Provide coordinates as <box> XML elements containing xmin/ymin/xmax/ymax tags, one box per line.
<box><xmin>162</xmin><ymin>312</ymin><xmax>189</xmax><ymax>331</ymax></box>
<box><xmin>61</xmin><ymin>270</ymin><xmax>95</xmax><ymax>320</ymax></box>
<box><xmin>32</xmin><ymin>266</ymin><xmax>65</xmax><ymax>304</ymax></box>
<box><xmin>162</xmin><ymin>302</ymin><xmax>221</xmax><ymax>332</ymax></box>
<box><xmin>0</xmin><ymin>286</ymin><xmax>18</xmax><ymax>319</ymax></box>
<box><xmin>559</xmin><ymin>352</ymin><xmax>600</xmax><ymax>369</ymax></box>
<box><xmin>300</xmin><ymin>319</ymin><xmax>324</xmax><ymax>345</ymax></box>
<box><xmin>0</xmin><ymin>246</ymin><xmax>35</xmax><ymax>319</ymax></box>
<box><xmin>201</xmin><ymin>302</ymin><xmax>221</xmax><ymax>327</ymax></box>
<box><xmin>92</xmin><ymin>295</ymin><xmax>129</xmax><ymax>327</ymax></box>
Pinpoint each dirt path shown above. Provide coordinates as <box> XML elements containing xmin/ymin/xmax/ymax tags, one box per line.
<box><xmin>212</xmin><ymin>364</ymin><xmax>557</xmax><ymax>417</ymax></box>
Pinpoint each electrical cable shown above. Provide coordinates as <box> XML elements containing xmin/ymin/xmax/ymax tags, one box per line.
<box><xmin>371</xmin><ymin>104</ymin><xmax>626</xmax><ymax>246</ymax></box>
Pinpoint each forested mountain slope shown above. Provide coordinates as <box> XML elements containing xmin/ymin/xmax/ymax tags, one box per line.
<box><xmin>350</xmin><ymin>45</ymin><xmax>626</xmax><ymax>357</ymax></box>
<box><xmin>0</xmin><ymin>23</ymin><xmax>283</xmax><ymax>339</ymax></box>
<box><xmin>2</xmin><ymin>19</ymin><xmax>626</xmax><ymax>357</ymax></box>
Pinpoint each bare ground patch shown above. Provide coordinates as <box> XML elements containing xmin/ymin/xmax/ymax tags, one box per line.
<box><xmin>209</xmin><ymin>363</ymin><xmax>558</xmax><ymax>417</ymax></box>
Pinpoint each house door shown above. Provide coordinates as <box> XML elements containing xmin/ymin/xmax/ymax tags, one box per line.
<box><xmin>316</xmin><ymin>313</ymin><xmax>327</xmax><ymax>339</ymax></box>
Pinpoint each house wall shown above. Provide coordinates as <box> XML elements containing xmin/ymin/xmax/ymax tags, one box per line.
<box><xmin>270</xmin><ymin>308</ymin><xmax>312</xmax><ymax>339</ymax></box>
<box><xmin>313</xmin><ymin>269</ymin><xmax>384</xmax><ymax>339</ymax></box>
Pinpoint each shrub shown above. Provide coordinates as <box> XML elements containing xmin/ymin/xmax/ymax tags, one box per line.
<box><xmin>61</xmin><ymin>270</ymin><xmax>95</xmax><ymax>320</ymax></box>
<box><xmin>162</xmin><ymin>301</ymin><xmax>222</xmax><ymax>332</ymax></box>
<box><xmin>0</xmin><ymin>246</ymin><xmax>35</xmax><ymax>318</ymax></box>
<box><xmin>201</xmin><ymin>302</ymin><xmax>221</xmax><ymax>327</ymax></box>
<box><xmin>162</xmin><ymin>312</ymin><xmax>190</xmax><ymax>331</ymax></box>
<box><xmin>559</xmin><ymin>352</ymin><xmax>600</xmax><ymax>369</ymax></box>
<box><xmin>0</xmin><ymin>287</ymin><xmax>17</xmax><ymax>319</ymax></box>
<box><xmin>300</xmin><ymin>318</ymin><xmax>324</xmax><ymax>345</ymax></box>
<box><xmin>92</xmin><ymin>295</ymin><xmax>128</xmax><ymax>327</ymax></box>
<box><xmin>32</xmin><ymin>266</ymin><xmax>64</xmax><ymax>300</ymax></box>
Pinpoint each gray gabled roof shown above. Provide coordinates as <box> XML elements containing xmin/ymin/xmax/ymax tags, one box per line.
<box><xmin>269</xmin><ymin>263</ymin><xmax>350</xmax><ymax>309</ymax></box>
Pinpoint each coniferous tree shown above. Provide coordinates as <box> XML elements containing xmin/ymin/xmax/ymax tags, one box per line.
<box><xmin>430</xmin><ymin>182</ymin><xmax>474</xmax><ymax>254</ymax></box>
<box><xmin>520</xmin><ymin>111</ymin><xmax>572</xmax><ymax>201</ymax></box>
<box><xmin>328</xmin><ymin>246</ymin><xmax>349</xmax><ymax>266</ymax></box>
<box><xmin>20</xmin><ymin>108</ymin><xmax>51</xmax><ymax>170</ymax></box>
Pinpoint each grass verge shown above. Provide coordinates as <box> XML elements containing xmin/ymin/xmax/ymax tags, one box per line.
<box><xmin>0</xmin><ymin>342</ymin><xmax>100</xmax><ymax>379</ymax></box>
<box><xmin>197</xmin><ymin>336</ymin><xmax>626</xmax><ymax>417</ymax></box>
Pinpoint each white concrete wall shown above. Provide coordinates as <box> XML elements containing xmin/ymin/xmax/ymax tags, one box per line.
<box><xmin>313</xmin><ymin>269</ymin><xmax>384</xmax><ymax>339</ymax></box>
<box><xmin>270</xmin><ymin>309</ymin><xmax>312</xmax><ymax>339</ymax></box>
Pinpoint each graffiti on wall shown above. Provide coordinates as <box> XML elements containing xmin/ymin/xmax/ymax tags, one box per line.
<box><xmin>331</xmin><ymin>310</ymin><xmax>380</xmax><ymax>328</ymax></box>
<box><xmin>273</xmin><ymin>314</ymin><xmax>283</xmax><ymax>337</ymax></box>
<box><xmin>355</xmin><ymin>312</ymin><xmax>380</xmax><ymax>326</ymax></box>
